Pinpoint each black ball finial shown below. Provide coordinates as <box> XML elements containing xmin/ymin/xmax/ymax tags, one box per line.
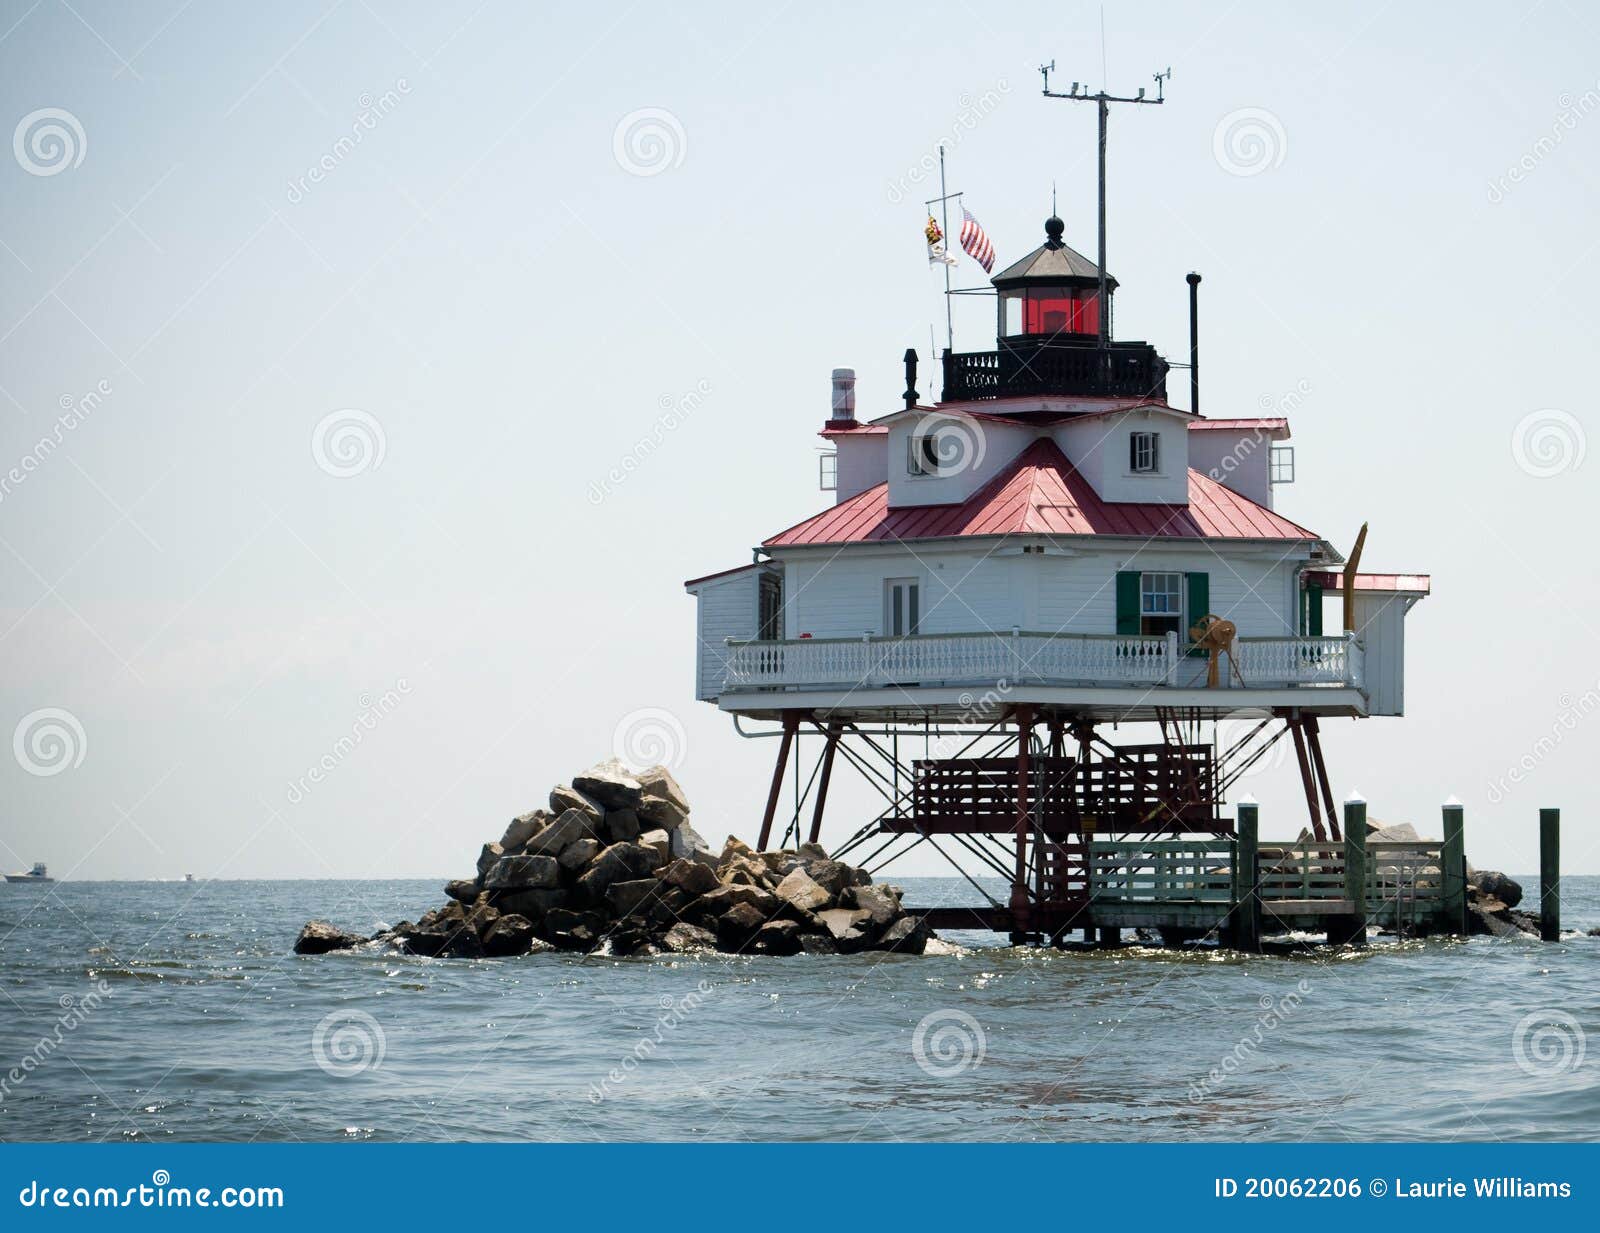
<box><xmin>1044</xmin><ymin>216</ymin><xmax>1065</xmax><ymax>244</ymax></box>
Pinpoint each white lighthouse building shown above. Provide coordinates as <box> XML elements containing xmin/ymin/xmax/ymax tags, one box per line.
<box><xmin>685</xmin><ymin>213</ymin><xmax>1428</xmax><ymax>942</ymax></box>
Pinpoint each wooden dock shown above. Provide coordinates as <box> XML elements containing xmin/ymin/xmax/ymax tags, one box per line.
<box><xmin>912</xmin><ymin>800</ymin><xmax>1561</xmax><ymax>950</ymax></box>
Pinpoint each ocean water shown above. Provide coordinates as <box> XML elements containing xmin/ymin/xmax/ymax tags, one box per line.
<box><xmin>1</xmin><ymin>876</ymin><xmax>1596</xmax><ymax>1143</ymax></box>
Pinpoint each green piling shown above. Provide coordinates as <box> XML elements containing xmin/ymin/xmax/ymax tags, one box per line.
<box><xmin>1341</xmin><ymin>798</ymin><xmax>1368</xmax><ymax>947</ymax></box>
<box><xmin>1540</xmin><ymin>807</ymin><xmax>1560</xmax><ymax>942</ymax></box>
<box><xmin>1232</xmin><ymin>801</ymin><xmax>1262</xmax><ymax>953</ymax></box>
<box><xmin>1441</xmin><ymin>801</ymin><xmax>1466</xmax><ymax>935</ymax></box>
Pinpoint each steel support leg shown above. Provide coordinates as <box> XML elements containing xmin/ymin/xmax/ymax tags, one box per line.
<box><xmin>806</xmin><ymin>722</ymin><xmax>843</xmax><ymax>846</ymax></box>
<box><xmin>757</xmin><ymin>712</ymin><xmax>799</xmax><ymax>851</ymax></box>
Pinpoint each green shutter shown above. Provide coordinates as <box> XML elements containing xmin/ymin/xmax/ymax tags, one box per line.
<box><xmin>1185</xmin><ymin>572</ymin><xmax>1210</xmax><ymax>655</ymax></box>
<box><xmin>1305</xmin><ymin>583</ymin><xmax>1324</xmax><ymax>637</ymax></box>
<box><xmin>1115</xmin><ymin>571</ymin><xmax>1141</xmax><ymax>635</ymax></box>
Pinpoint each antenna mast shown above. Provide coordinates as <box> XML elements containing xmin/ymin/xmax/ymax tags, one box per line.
<box><xmin>1038</xmin><ymin>62</ymin><xmax>1171</xmax><ymax>349</ymax></box>
<box><xmin>925</xmin><ymin>147</ymin><xmax>962</xmax><ymax>356</ymax></box>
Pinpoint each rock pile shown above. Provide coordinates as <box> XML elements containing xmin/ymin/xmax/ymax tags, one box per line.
<box><xmin>1465</xmin><ymin>867</ymin><xmax>1538</xmax><ymax>937</ymax></box>
<box><xmin>294</xmin><ymin>758</ymin><xmax>931</xmax><ymax>959</ymax></box>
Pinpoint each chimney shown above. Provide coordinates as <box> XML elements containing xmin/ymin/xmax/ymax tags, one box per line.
<box><xmin>1186</xmin><ymin>272</ymin><xmax>1201</xmax><ymax>415</ymax></box>
<box><xmin>902</xmin><ymin>349</ymin><xmax>919</xmax><ymax>410</ymax></box>
<box><xmin>830</xmin><ymin>368</ymin><xmax>857</xmax><ymax>426</ymax></box>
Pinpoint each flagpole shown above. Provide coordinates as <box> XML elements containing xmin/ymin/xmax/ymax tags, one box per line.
<box><xmin>938</xmin><ymin>145</ymin><xmax>953</xmax><ymax>356</ymax></box>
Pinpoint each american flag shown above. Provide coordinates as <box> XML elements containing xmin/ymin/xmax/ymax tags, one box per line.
<box><xmin>960</xmin><ymin>206</ymin><xmax>995</xmax><ymax>273</ymax></box>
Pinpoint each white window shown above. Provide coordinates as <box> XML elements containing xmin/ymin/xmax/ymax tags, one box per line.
<box><xmin>819</xmin><ymin>452</ymin><xmax>837</xmax><ymax>490</ymax></box>
<box><xmin>884</xmin><ymin>578</ymin><xmax>920</xmax><ymax>636</ymax></box>
<box><xmin>1140</xmin><ymin>572</ymin><xmax>1183</xmax><ymax>637</ymax></box>
<box><xmin>907</xmin><ymin>435</ymin><xmax>941</xmax><ymax>476</ymax></box>
<box><xmin>1129</xmin><ymin>431</ymin><xmax>1160</xmax><ymax>473</ymax></box>
<box><xmin>1270</xmin><ymin>445</ymin><xmax>1295</xmax><ymax>484</ymax></box>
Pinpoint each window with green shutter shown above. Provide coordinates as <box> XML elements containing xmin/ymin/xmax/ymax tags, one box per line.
<box><xmin>1184</xmin><ymin>572</ymin><xmax>1210</xmax><ymax>654</ymax></box>
<box><xmin>1115</xmin><ymin>570</ymin><xmax>1141</xmax><ymax>635</ymax></box>
<box><xmin>1302</xmin><ymin>583</ymin><xmax>1324</xmax><ymax>636</ymax></box>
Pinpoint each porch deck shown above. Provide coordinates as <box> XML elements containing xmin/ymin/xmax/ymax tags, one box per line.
<box><xmin>723</xmin><ymin>630</ymin><xmax>1362</xmax><ymax>695</ymax></box>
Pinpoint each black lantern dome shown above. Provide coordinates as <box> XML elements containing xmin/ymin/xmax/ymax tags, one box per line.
<box><xmin>938</xmin><ymin>217</ymin><xmax>1168</xmax><ymax>404</ymax></box>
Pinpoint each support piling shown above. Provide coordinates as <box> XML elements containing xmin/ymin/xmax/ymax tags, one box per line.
<box><xmin>1540</xmin><ymin>807</ymin><xmax>1561</xmax><ymax>941</ymax></box>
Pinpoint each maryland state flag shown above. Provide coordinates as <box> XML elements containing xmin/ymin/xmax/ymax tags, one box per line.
<box><xmin>925</xmin><ymin>215</ymin><xmax>957</xmax><ymax>267</ymax></box>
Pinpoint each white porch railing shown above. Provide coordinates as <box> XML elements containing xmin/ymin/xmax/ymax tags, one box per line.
<box><xmin>722</xmin><ymin>630</ymin><xmax>1363</xmax><ymax>693</ymax></box>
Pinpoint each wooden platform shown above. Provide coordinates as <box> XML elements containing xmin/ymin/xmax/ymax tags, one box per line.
<box><xmin>908</xmin><ymin>836</ymin><xmax>1465</xmax><ymax>948</ymax></box>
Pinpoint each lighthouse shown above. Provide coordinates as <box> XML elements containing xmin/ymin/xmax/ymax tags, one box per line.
<box><xmin>684</xmin><ymin>207</ymin><xmax>1429</xmax><ymax>945</ymax></box>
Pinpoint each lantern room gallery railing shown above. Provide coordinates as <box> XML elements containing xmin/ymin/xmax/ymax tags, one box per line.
<box><xmin>721</xmin><ymin>630</ymin><xmax>1364</xmax><ymax>693</ymax></box>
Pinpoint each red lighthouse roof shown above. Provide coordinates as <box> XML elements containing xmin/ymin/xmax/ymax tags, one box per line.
<box><xmin>764</xmin><ymin>438</ymin><xmax>1318</xmax><ymax>547</ymax></box>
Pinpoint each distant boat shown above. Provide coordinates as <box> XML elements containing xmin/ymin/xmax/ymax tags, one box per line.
<box><xmin>4</xmin><ymin>862</ymin><xmax>54</xmax><ymax>884</ymax></box>
<box><xmin>184</xmin><ymin>873</ymin><xmax>195</xmax><ymax>882</ymax></box>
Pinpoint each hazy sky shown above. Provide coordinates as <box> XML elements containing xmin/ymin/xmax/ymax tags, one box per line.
<box><xmin>1</xmin><ymin>0</ymin><xmax>1594</xmax><ymax>881</ymax></box>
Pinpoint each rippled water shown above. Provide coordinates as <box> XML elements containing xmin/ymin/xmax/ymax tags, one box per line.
<box><xmin>1</xmin><ymin>877</ymin><xmax>1596</xmax><ymax>1142</ymax></box>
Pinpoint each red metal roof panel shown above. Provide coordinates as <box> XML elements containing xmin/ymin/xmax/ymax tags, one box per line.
<box><xmin>763</xmin><ymin>438</ymin><xmax>1319</xmax><ymax>547</ymax></box>
<box><xmin>1305</xmin><ymin>571</ymin><xmax>1431</xmax><ymax>594</ymax></box>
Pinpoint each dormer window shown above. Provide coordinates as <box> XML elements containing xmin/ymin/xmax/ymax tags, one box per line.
<box><xmin>907</xmin><ymin>434</ymin><xmax>941</xmax><ymax>476</ymax></box>
<box><xmin>1130</xmin><ymin>431</ymin><xmax>1160</xmax><ymax>474</ymax></box>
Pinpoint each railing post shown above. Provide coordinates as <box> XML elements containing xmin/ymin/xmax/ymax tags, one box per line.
<box><xmin>1164</xmin><ymin>630</ymin><xmax>1179</xmax><ymax>684</ymax></box>
<box><xmin>1339</xmin><ymin>795</ymin><xmax>1368</xmax><ymax>947</ymax></box>
<box><xmin>1540</xmin><ymin>807</ymin><xmax>1561</xmax><ymax>942</ymax></box>
<box><xmin>1440</xmin><ymin>798</ymin><xmax>1467</xmax><ymax>936</ymax></box>
<box><xmin>1231</xmin><ymin>799</ymin><xmax>1261</xmax><ymax>953</ymax></box>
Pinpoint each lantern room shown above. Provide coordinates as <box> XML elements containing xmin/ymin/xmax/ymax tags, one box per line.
<box><xmin>993</xmin><ymin>216</ymin><xmax>1114</xmax><ymax>342</ymax></box>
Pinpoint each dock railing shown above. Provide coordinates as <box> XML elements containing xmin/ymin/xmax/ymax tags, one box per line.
<box><xmin>1086</xmin><ymin>835</ymin><xmax>1449</xmax><ymax>931</ymax></box>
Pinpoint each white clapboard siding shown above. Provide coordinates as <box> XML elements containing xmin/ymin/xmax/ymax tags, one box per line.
<box><xmin>688</xmin><ymin>567</ymin><xmax>761</xmax><ymax>701</ymax></box>
<box><xmin>1352</xmin><ymin>592</ymin><xmax>1407</xmax><ymax>715</ymax></box>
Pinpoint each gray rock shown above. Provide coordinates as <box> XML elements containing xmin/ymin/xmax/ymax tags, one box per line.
<box><xmin>774</xmin><ymin>867</ymin><xmax>833</xmax><ymax>913</ymax></box>
<box><xmin>544</xmin><ymin>907</ymin><xmax>606</xmax><ymax>938</ymax></box>
<box><xmin>484</xmin><ymin>854</ymin><xmax>561</xmax><ymax>890</ymax></box>
<box><xmin>843</xmin><ymin>884</ymin><xmax>900</xmax><ymax>927</ymax></box>
<box><xmin>549</xmin><ymin>783</ymin><xmax>605</xmax><ymax>824</ymax></box>
<box><xmin>638</xmin><ymin>828</ymin><xmax>672</xmax><ymax>863</ymax></box>
<box><xmin>576</xmin><ymin>842</ymin><xmax>660</xmax><ymax>898</ymax></box>
<box><xmin>605</xmin><ymin>808</ymin><xmax>642</xmax><ymax>843</ymax></box>
<box><xmin>294</xmin><ymin>920</ymin><xmax>364</xmax><ymax>955</ymax></box>
<box><xmin>606</xmin><ymin>877</ymin><xmax>666</xmax><ymax>918</ymax></box>
<box><xmin>638</xmin><ymin>793</ymin><xmax>688</xmax><ymax>830</ymax></box>
<box><xmin>1469</xmin><ymin>870</ymin><xmax>1523</xmax><ymax>909</ymax></box>
<box><xmin>500</xmin><ymin>811</ymin><xmax>546</xmax><ymax>851</ymax></box>
<box><xmin>816</xmin><ymin>907</ymin><xmax>873</xmax><ymax>952</ymax></box>
<box><xmin>658</xmin><ymin>857</ymin><xmax>720</xmax><ymax>896</ymax></box>
<box><xmin>670</xmin><ymin>823</ymin><xmax>717</xmax><ymax>867</ymax></box>
<box><xmin>716</xmin><ymin>901</ymin><xmax>768</xmax><ymax>947</ymax></box>
<box><xmin>797</xmin><ymin>931</ymin><xmax>839</xmax><ymax>955</ymax></box>
<box><xmin>443</xmin><ymin>879</ymin><xmax>479</xmax><ymax>905</ymax></box>
<box><xmin>525</xmin><ymin>808</ymin><xmax>604</xmax><ymax>858</ymax></box>
<box><xmin>750</xmin><ymin>919</ymin><xmax>803</xmax><ymax>955</ymax></box>
<box><xmin>719</xmin><ymin>835</ymin><xmax>756</xmax><ymax>866</ymax></box>
<box><xmin>476</xmin><ymin>842</ymin><xmax>505</xmax><ymax>880</ymax></box>
<box><xmin>482</xmin><ymin>913</ymin><xmax>538</xmax><ymax>956</ymax></box>
<box><xmin>1468</xmin><ymin>902</ymin><xmax>1532</xmax><ymax>938</ymax></box>
<box><xmin>659</xmin><ymin>922</ymin><xmax>718</xmax><ymax>953</ymax></box>
<box><xmin>558</xmin><ymin>837</ymin><xmax>603</xmax><ymax>872</ymax></box>
<box><xmin>494</xmin><ymin>888</ymin><xmax>567</xmax><ymax>919</ymax></box>
<box><xmin>463</xmin><ymin>899</ymin><xmax>500</xmax><ymax>936</ymax></box>
<box><xmin>871</xmin><ymin>915</ymin><xmax>929</xmax><ymax>954</ymax></box>
<box><xmin>398</xmin><ymin>920</ymin><xmax>484</xmax><ymax>958</ymax></box>
<box><xmin>796</xmin><ymin>841</ymin><xmax>829</xmax><ymax>862</ymax></box>
<box><xmin>697</xmin><ymin>883</ymin><xmax>780</xmax><ymax>917</ymax></box>
<box><xmin>798</xmin><ymin>859</ymin><xmax>848</xmax><ymax>897</ymax></box>
<box><xmin>572</xmin><ymin>758</ymin><xmax>644</xmax><ymax>810</ymax></box>
<box><xmin>636</xmin><ymin>764</ymin><xmax>690</xmax><ymax>827</ymax></box>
